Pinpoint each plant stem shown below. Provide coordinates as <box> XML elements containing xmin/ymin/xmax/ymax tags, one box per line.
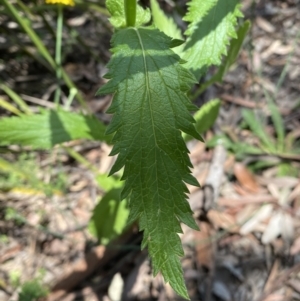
<box><xmin>124</xmin><ymin>0</ymin><xmax>136</xmax><ymax>27</ymax></box>
<box><xmin>54</xmin><ymin>4</ymin><xmax>63</xmax><ymax>106</ymax></box>
<box><xmin>62</xmin><ymin>146</ymin><xmax>99</xmax><ymax>174</ymax></box>
<box><xmin>0</xmin><ymin>83</ymin><xmax>32</xmax><ymax>114</ymax></box>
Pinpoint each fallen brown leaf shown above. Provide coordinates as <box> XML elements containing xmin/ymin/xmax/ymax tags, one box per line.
<box><xmin>234</xmin><ymin>163</ymin><xmax>260</xmax><ymax>193</ymax></box>
<box><xmin>256</xmin><ymin>16</ymin><xmax>275</xmax><ymax>33</ymax></box>
<box><xmin>240</xmin><ymin>204</ymin><xmax>273</xmax><ymax>235</ymax></box>
<box><xmin>0</xmin><ymin>244</ymin><xmax>21</xmax><ymax>264</ymax></box>
<box><xmin>194</xmin><ymin>221</ymin><xmax>214</xmax><ymax>270</ymax></box>
<box><xmin>207</xmin><ymin>209</ymin><xmax>239</xmax><ymax>233</ymax></box>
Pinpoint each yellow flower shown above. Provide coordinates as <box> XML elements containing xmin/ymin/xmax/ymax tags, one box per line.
<box><xmin>45</xmin><ymin>0</ymin><xmax>75</xmax><ymax>6</ymax></box>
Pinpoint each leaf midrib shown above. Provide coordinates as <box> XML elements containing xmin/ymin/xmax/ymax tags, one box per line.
<box><xmin>133</xmin><ymin>27</ymin><xmax>161</xmax><ymax>239</ymax></box>
<box><xmin>133</xmin><ymin>29</ymin><xmax>181</xmax><ymax>263</ymax></box>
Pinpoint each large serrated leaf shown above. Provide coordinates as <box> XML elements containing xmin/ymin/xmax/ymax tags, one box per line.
<box><xmin>183</xmin><ymin>0</ymin><xmax>243</xmax><ymax>79</ymax></box>
<box><xmin>150</xmin><ymin>0</ymin><xmax>183</xmax><ymax>54</ymax></box>
<box><xmin>97</xmin><ymin>27</ymin><xmax>200</xmax><ymax>299</ymax></box>
<box><xmin>0</xmin><ymin>109</ymin><xmax>108</xmax><ymax>149</ymax></box>
<box><xmin>197</xmin><ymin>20</ymin><xmax>251</xmax><ymax>95</ymax></box>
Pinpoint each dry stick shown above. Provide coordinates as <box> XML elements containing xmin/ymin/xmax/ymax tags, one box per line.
<box><xmin>255</xmin><ymin>262</ymin><xmax>300</xmax><ymax>301</ymax></box>
<box><xmin>263</xmin><ymin>258</ymin><xmax>281</xmax><ymax>293</ymax></box>
<box><xmin>218</xmin><ymin>195</ymin><xmax>277</xmax><ymax>207</ymax></box>
<box><xmin>220</xmin><ymin>94</ymin><xmax>263</xmax><ymax>109</ymax></box>
<box><xmin>20</xmin><ymin>94</ymin><xmax>56</xmax><ymax>109</ymax></box>
<box><xmin>202</xmin><ymin>145</ymin><xmax>227</xmax><ymax>301</ymax></box>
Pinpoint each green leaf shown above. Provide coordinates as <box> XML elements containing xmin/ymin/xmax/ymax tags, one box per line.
<box><xmin>88</xmin><ymin>188</ymin><xmax>130</xmax><ymax>245</ymax></box>
<box><xmin>0</xmin><ymin>109</ymin><xmax>108</xmax><ymax>149</ymax></box>
<box><xmin>277</xmin><ymin>163</ymin><xmax>298</xmax><ymax>177</ymax></box>
<box><xmin>198</xmin><ymin>20</ymin><xmax>250</xmax><ymax>95</ymax></box>
<box><xmin>0</xmin><ymin>156</ymin><xmax>63</xmax><ymax>196</ymax></box>
<box><xmin>267</xmin><ymin>98</ymin><xmax>285</xmax><ymax>152</ymax></box>
<box><xmin>96</xmin><ymin>174</ymin><xmax>123</xmax><ymax>192</ymax></box>
<box><xmin>206</xmin><ymin>134</ymin><xmax>233</xmax><ymax>149</ymax></box>
<box><xmin>106</xmin><ymin>0</ymin><xmax>151</xmax><ymax>28</ymax></box>
<box><xmin>97</xmin><ymin>27</ymin><xmax>200</xmax><ymax>299</ymax></box>
<box><xmin>212</xmin><ymin>20</ymin><xmax>250</xmax><ymax>83</ymax></box>
<box><xmin>182</xmin><ymin>0</ymin><xmax>243</xmax><ymax>79</ymax></box>
<box><xmin>150</xmin><ymin>0</ymin><xmax>183</xmax><ymax>54</ymax></box>
<box><xmin>263</xmin><ymin>89</ymin><xmax>285</xmax><ymax>153</ymax></box>
<box><xmin>191</xmin><ymin>20</ymin><xmax>250</xmax><ymax>98</ymax></box>
<box><xmin>184</xmin><ymin>99</ymin><xmax>220</xmax><ymax>142</ymax></box>
<box><xmin>206</xmin><ymin>134</ymin><xmax>264</xmax><ymax>157</ymax></box>
<box><xmin>242</xmin><ymin>109</ymin><xmax>277</xmax><ymax>153</ymax></box>
<box><xmin>19</xmin><ymin>279</ymin><xmax>48</xmax><ymax>301</ymax></box>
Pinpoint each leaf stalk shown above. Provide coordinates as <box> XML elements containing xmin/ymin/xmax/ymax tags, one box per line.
<box><xmin>124</xmin><ymin>0</ymin><xmax>136</xmax><ymax>27</ymax></box>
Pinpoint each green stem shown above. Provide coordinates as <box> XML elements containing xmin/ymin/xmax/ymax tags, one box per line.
<box><xmin>54</xmin><ymin>4</ymin><xmax>63</xmax><ymax>106</ymax></box>
<box><xmin>124</xmin><ymin>0</ymin><xmax>136</xmax><ymax>27</ymax></box>
<box><xmin>0</xmin><ymin>83</ymin><xmax>31</xmax><ymax>114</ymax></box>
<box><xmin>63</xmin><ymin>146</ymin><xmax>99</xmax><ymax>174</ymax></box>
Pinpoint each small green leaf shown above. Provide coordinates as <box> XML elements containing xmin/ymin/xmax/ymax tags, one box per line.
<box><xmin>0</xmin><ymin>109</ymin><xmax>108</xmax><ymax>149</ymax></box>
<box><xmin>98</xmin><ymin>27</ymin><xmax>200</xmax><ymax>299</ymax></box>
<box><xmin>277</xmin><ymin>163</ymin><xmax>298</xmax><ymax>177</ymax></box>
<box><xmin>106</xmin><ymin>0</ymin><xmax>150</xmax><ymax>28</ymax></box>
<box><xmin>206</xmin><ymin>134</ymin><xmax>264</xmax><ymax>158</ymax></box>
<box><xmin>0</xmin><ymin>156</ymin><xmax>65</xmax><ymax>196</ymax></box>
<box><xmin>96</xmin><ymin>174</ymin><xmax>123</xmax><ymax>192</ymax></box>
<box><xmin>263</xmin><ymin>90</ymin><xmax>285</xmax><ymax>153</ymax></box>
<box><xmin>268</xmin><ymin>99</ymin><xmax>285</xmax><ymax>152</ymax></box>
<box><xmin>206</xmin><ymin>134</ymin><xmax>233</xmax><ymax>149</ymax></box>
<box><xmin>184</xmin><ymin>99</ymin><xmax>220</xmax><ymax>142</ymax></box>
<box><xmin>5</xmin><ymin>207</ymin><xmax>27</xmax><ymax>225</ymax></box>
<box><xmin>19</xmin><ymin>279</ymin><xmax>48</xmax><ymax>301</ymax></box>
<box><xmin>89</xmin><ymin>188</ymin><xmax>130</xmax><ymax>245</ymax></box>
<box><xmin>182</xmin><ymin>0</ymin><xmax>243</xmax><ymax>79</ymax></box>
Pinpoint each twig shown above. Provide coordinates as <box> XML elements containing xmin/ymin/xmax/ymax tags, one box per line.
<box><xmin>20</xmin><ymin>94</ymin><xmax>56</xmax><ymax>109</ymax></box>
<box><xmin>220</xmin><ymin>94</ymin><xmax>263</xmax><ymax>109</ymax></box>
<box><xmin>255</xmin><ymin>262</ymin><xmax>300</xmax><ymax>301</ymax></box>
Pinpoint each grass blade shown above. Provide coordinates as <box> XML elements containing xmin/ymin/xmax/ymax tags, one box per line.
<box><xmin>242</xmin><ymin>109</ymin><xmax>276</xmax><ymax>153</ymax></box>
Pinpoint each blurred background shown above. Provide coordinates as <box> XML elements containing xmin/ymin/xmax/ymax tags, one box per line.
<box><xmin>0</xmin><ymin>0</ymin><xmax>300</xmax><ymax>300</ymax></box>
